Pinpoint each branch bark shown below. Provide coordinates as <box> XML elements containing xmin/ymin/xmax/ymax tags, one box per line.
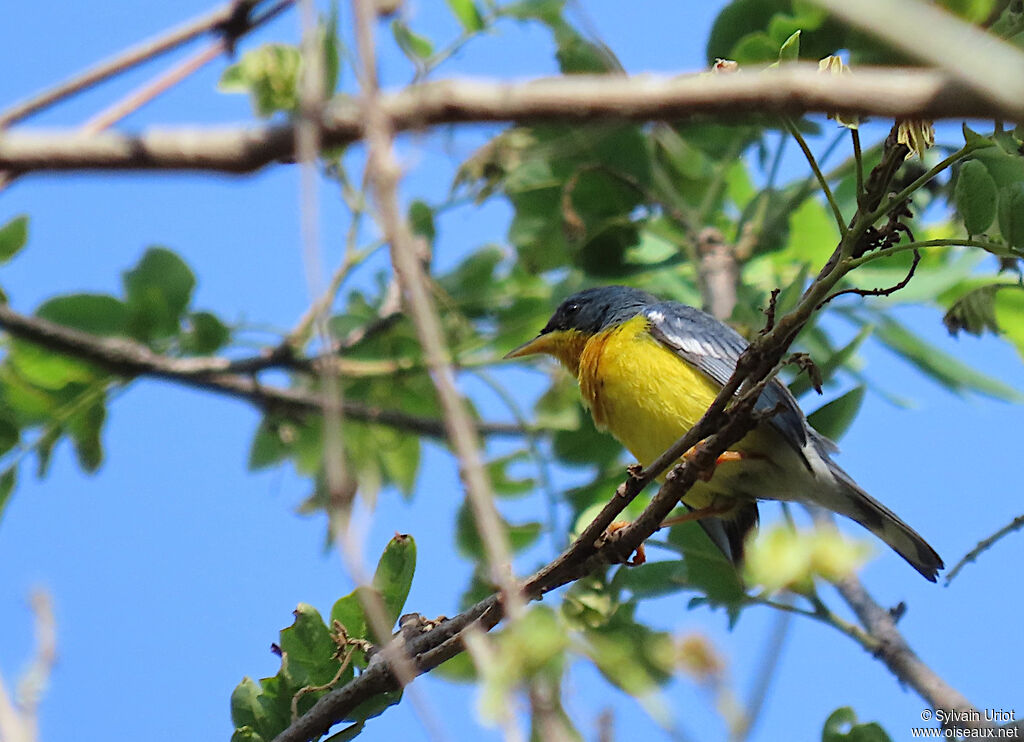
<box><xmin>0</xmin><ymin>303</ymin><xmax>524</xmax><ymax>439</ymax></box>
<box><xmin>0</xmin><ymin>66</ymin><xmax>1018</xmax><ymax>174</ymax></box>
<box><xmin>0</xmin><ymin>0</ymin><xmax>289</xmax><ymax>129</ymax></box>
<box><xmin>269</xmin><ymin>114</ymin><xmax>998</xmax><ymax>742</ymax></box>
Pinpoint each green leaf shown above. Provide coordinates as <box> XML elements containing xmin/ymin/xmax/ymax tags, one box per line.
<box><xmin>376</xmin><ymin>430</ymin><xmax>420</xmax><ymax>496</ymax></box>
<box><xmin>331</xmin><ymin>589</ymin><xmax>370</xmax><ymax>646</ymax></box>
<box><xmin>822</xmin><ymin>706</ymin><xmax>893</xmax><ymax>742</ymax></box>
<box><xmin>962</xmin><ymin>123</ymin><xmax>988</xmax><ymax>147</ymax></box>
<box><xmin>972</xmin><ymin>145</ymin><xmax>1024</xmax><ymax>189</ymax></box>
<box><xmin>219</xmin><ymin>44</ymin><xmax>302</xmax><ymax>117</ymax></box>
<box><xmin>344</xmin><ymin>690</ymin><xmax>403</xmax><ymax>724</ymax></box>
<box><xmin>997</xmin><ymin>181</ymin><xmax>1024</xmax><ymax>248</ymax></box>
<box><xmin>248</xmin><ymin>418</ymin><xmax>291</xmax><ymax>470</ymax></box>
<box><xmin>433</xmin><ymin>651</ymin><xmax>477</xmax><ymax>682</ymax></box>
<box><xmin>553</xmin><ymin>26</ymin><xmax>619</xmax><ymax>73</ymax></box>
<box><xmin>0</xmin><ymin>468</ymin><xmax>16</xmax><ymax>527</ymax></box>
<box><xmin>777</xmin><ymin>29</ymin><xmax>801</xmax><ymax>62</ymax></box>
<box><xmin>582</xmin><ymin>606</ymin><xmax>673</xmax><ymax>695</ymax></box>
<box><xmin>456</xmin><ymin>499</ymin><xmax>541</xmax><ymax>560</ymax></box>
<box><xmin>372</xmin><ymin>533</ymin><xmax>417</xmax><ymax>630</ymax></box>
<box><xmin>408</xmin><ymin>200</ymin><xmax>435</xmax><ymax>243</ymax></box>
<box><xmin>36</xmin><ymin>294</ymin><xmax>128</xmax><ymax>336</ymax></box>
<box><xmin>0</xmin><ymin>412</ymin><xmax>19</xmax><ymax>457</ymax></box>
<box><xmin>8</xmin><ymin>341</ymin><xmax>101</xmax><ymax>390</ymax></box>
<box><xmin>446</xmin><ymin>0</ymin><xmax>484</xmax><ymax>31</ymax></box>
<box><xmin>552</xmin><ymin>408</ymin><xmax>623</xmax><ymax>467</ymax></box>
<box><xmin>874</xmin><ymin>317</ymin><xmax>1022</xmax><ymax>401</ymax></box>
<box><xmin>994</xmin><ymin>285</ymin><xmax>1024</xmax><ymax>359</ymax></box>
<box><xmin>122</xmin><ymin>247</ymin><xmax>196</xmax><ymax>342</ymax></box>
<box><xmin>0</xmin><ymin>215</ymin><xmax>29</xmax><ymax>264</ymax></box>
<box><xmin>231</xmin><ymin>728</ymin><xmax>265</xmax><ymax>742</ymax></box>
<box><xmin>487</xmin><ymin>451</ymin><xmax>536</xmax><ymax>498</ymax></box>
<box><xmin>68</xmin><ymin>393</ymin><xmax>106</xmax><ymax>472</ymax></box>
<box><xmin>181</xmin><ymin>311</ymin><xmax>230</xmax><ymax>354</ymax></box>
<box><xmin>807</xmin><ymin>386</ymin><xmax>864</xmax><ymax>442</ymax></box>
<box><xmin>942</xmin><ymin>283</ymin><xmax>1008</xmax><ymax>337</ymax></box>
<box><xmin>391</xmin><ymin>20</ymin><xmax>433</xmax><ymax>61</ymax></box>
<box><xmin>230</xmin><ymin>677</ymin><xmax>265</xmax><ymax>730</ymax></box>
<box><xmin>499</xmin><ymin>0</ymin><xmax>565</xmax><ymax>23</ymax></box>
<box><xmin>955</xmin><ymin>160</ymin><xmax>998</xmax><ymax>235</ymax></box>
<box><xmin>323</xmin><ymin>722</ymin><xmax>366</xmax><ymax>742</ymax></box>
<box><xmin>278</xmin><ymin>603</ymin><xmax>343</xmax><ymax>689</ymax></box>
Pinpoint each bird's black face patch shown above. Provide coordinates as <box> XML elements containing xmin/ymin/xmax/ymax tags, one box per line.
<box><xmin>539</xmin><ymin>286</ymin><xmax>658</xmax><ymax>336</ymax></box>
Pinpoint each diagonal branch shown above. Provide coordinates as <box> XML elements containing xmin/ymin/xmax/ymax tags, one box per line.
<box><xmin>2</xmin><ymin>66</ymin><xmax>1023</xmax><ymax>174</ymax></box>
<box><xmin>270</xmin><ymin>108</ymin><xmax>999</xmax><ymax>742</ymax></box>
<box><xmin>0</xmin><ymin>303</ymin><xmax>524</xmax><ymax>439</ymax></box>
<box><xmin>0</xmin><ymin>0</ymin><xmax>289</xmax><ymax>129</ymax></box>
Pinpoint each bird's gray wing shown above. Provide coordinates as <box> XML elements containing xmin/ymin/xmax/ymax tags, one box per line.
<box><xmin>643</xmin><ymin>302</ymin><xmax>811</xmax><ymax>459</ymax></box>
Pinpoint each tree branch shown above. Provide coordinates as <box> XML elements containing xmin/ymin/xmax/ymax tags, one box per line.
<box><xmin>271</xmin><ymin>160</ymin><xmax>868</xmax><ymax>741</ymax></box>
<box><xmin>0</xmin><ymin>0</ymin><xmax>290</xmax><ymax>129</ymax></box>
<box><xmin>834</xmin><ymin>577</ymin><xmax>992</xmax><ymax>731</ymax></box>
<box><xmin>0</xmin><ymin>303</ymin><xmax>524</xmax><ymax>439</ymax></box>
<box><xmin>0</xmin><ymin>67</ymin><xmax>1019</xmax><ymax>174</ymax></box>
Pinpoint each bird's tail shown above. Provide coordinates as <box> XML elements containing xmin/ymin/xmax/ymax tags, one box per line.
<box><xmin>698</xmin><ymin>503</ymin><xmax>759</xmax><ymax>567</ymax></box>
<box><xmin>814</xmin><ymin>452</ymin><xmax>943</xmax><ymax>582</ymax></box>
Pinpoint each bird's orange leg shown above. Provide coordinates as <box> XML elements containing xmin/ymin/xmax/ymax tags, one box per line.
<box><xmin>605</xmin><ymin>521</ymin><xmax>647</xmax><ymax>566</ymax></box>
<box><xmin>683</xmin><ymin>443</ymin><xmax>757</xmax><ymax>481</ymax></box>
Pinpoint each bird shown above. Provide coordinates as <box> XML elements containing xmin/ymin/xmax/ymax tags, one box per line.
<box><xmin>505</xmin><ymin>285</ymin><xmax>943</xmax><ymax>581</ymax></box>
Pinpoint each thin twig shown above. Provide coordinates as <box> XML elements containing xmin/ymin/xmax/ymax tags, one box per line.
<box><xmin>851</xmin><ymin>128</ymin><xmax>865</xmax><ymax>209</ymax></box>
<box><xmin>945</xmin><ymin>512</ymin><xmax>1024</xmax><ymax>585</ymax></box>
<box><xmin>819</xmin><ymin>249</ymin><xmax>921</xmax><ymax>307</ymax></box>
<box><xmin>0</xmin><ymin>0</ymin><xmax>286</xmax><ymax>128</ymax></box>
<box><xmin>783</xmin><ymin>117</ymin><xmax>847</xmax><ymax>235</ymax></box>
<box><xmin>0</xmin><ymin>0</ymin><xmax>294</xmax><ymax>193</ymax></box>
<box><xmin>730</xmin><ymin>608</ymin><xmax>791</xmax><ymax>742</ymax></box>
<box><xmin>845</xmin><ymin>237</ymin><xmax>1020</xmax><ymax>268</ymax></box>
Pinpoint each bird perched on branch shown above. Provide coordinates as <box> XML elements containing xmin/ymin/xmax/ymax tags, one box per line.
<box><xmin>505</xmin><ymin>285</ymin><xmax>943</xmax><ymax>581</ymax></box>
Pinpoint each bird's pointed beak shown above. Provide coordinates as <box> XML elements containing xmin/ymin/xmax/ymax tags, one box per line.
<box><xmin>504</xmin><ymin>332</ymin><xmax>556</xmax><ymax>359</ymax></box>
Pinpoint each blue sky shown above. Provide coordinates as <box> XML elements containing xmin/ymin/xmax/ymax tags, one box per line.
<box><xmin>1</xmin><ymin>1</ymin><xmax>1021</xmax><ymax>741</ymax></box>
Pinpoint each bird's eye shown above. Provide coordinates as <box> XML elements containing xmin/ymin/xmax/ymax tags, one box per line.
<box><xmin>565</xmin><ymin>302</ymin><xmax>581</xmax><ymax>315</ymax></box>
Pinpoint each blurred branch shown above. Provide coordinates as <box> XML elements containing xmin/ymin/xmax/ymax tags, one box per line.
<box><xmin>0</xmin><ymin>590</ymin><xmax>56</xmax><ymax>742</ymax></box>
<box><xmin>834</xmin><ymin>577</ymin><xmax>987</xmax><ymax>729</ymax></box>
<box><xmin>0</xmin><ymin>302</ymin><xmax>525</xmax><ymax>439</ymax></box>
<box><xmin>0</xmin><ymin>0</ymin><xmax>294</xmax><ymax>193</ymax></box>
<box><xmin>810</xmin><ymin>0</ymin><xmax>1024</xmax><ymax>115</ymax></box>
<box><xmin>4</xmin><ymin>66</ymin><xmax>1024</xmax><ymax>173</ymax></box>
<box><xmin>351</xmin><ymin>0</ymin><xmax>521</xmax><ymax>617</ymax></box>
<box><xmin>0</xmin><ymin>0</ymin><xmax>292</xmax><ymax>128</ymax></box>
<box><xmin>945</xmin><ymin>512</ymin><xmax>1024</xmax><ymax>585</ymax></box>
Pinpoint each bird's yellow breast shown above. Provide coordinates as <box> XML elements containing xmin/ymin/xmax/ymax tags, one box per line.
<box><xmin>577</xmin><ymin>315</ymin><xmax>721</xmax><ymax>469</ymax></box>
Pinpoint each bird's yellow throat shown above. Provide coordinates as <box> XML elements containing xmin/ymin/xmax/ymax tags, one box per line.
<box><xmin>516</xmin><ymin>315</ymin><xmax>722</xmax><ymax>470</ymax></box>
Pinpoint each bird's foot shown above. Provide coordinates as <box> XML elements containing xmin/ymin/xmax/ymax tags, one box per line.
<box><xmin>605</xmin><ymin>521</ymin><xmax>646</xmax><ymax>565</ymax></box>
<box><xmin>683</xmin><ymin>444</ymin><xmax>750</xmax><ymax>481</ymax></box>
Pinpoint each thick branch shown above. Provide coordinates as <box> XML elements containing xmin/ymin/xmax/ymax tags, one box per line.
<box><xmin>835</xmin><ymin>578</ymin><xmax>991</xmax><ymax>730</ymax></box>
<box><xmin>0</xmin><ymin>67</ymin><xmax>1017</xmax><ymax>173</ymax></box>
<box><xmin>0</xmin><ymin>303</ymin><xmax>523</xmax><ymax>439</ymax></box>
